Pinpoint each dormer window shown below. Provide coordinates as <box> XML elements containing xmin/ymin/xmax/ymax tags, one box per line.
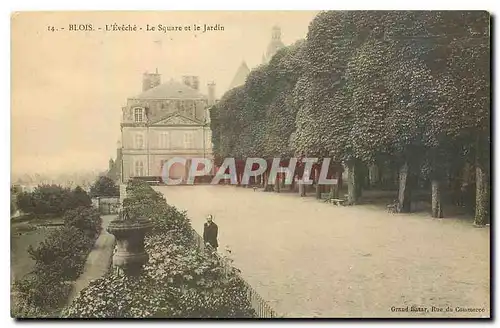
<box><xmin>134</xmin><ymin>108</ymin><xmax>144</xmax><ymax>122</ymax></box>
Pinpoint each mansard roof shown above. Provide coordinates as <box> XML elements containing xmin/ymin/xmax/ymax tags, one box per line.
<box><xmin>132</xmin><ymin>79</ymin><xmax>207</xmax><ymax>100</ymax></box>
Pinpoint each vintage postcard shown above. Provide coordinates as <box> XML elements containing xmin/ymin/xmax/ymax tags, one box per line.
<box><xmin>11</xmin><ymin>11</ymin><xmax>491</xmax><ymax>319</ymax></box>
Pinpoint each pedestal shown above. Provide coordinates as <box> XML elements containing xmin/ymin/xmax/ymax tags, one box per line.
<box><xmin>107</xmin><ymin>218</ymin><xmax>153</xmax><ymax>276</ymax></box>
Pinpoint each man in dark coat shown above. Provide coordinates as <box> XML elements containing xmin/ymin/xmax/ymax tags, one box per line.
<box><xmin>203</xmin><ymin>214</ymin><xmax>218</xmax><ymax>251</ymax></box>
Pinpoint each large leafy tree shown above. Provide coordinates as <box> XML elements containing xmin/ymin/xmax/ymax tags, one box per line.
<box><xmin>89</xmin><ymin>176</ymin><xmax>119</xmax><ymax>198</ymax></box>
<box><xmin>294</xmin><ymin>11</ymin><xmax>385</xmax><ymax>203</ymax></box>
<box><xmin>211</xmin><ymin>40</ymin><xmax>307</xmax><ymax>185</ymax></box>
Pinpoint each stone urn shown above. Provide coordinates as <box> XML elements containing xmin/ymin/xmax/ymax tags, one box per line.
<box><xmin>107</xmin><ymin>210</ymin><xmax>154</xmax><ymax>276</ymax></box>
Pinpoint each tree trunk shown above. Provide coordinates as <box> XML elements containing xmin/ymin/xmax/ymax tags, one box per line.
<box><xmin>263</xmin><ymin>171</ymin><xmax>271</xmax><ymax>191</ymax></box>
<box><xmin>299</xmin><ymin>179</ymin><xmax>306</xmax><ymax>197</ymax></box>
<box><xmin>369</xmin><ymin>164</ymin><xmax>380</xmax><ymax>189</ymax></box>
<box><xmin>315</xmin><ymin>167</ymin><xmax>322</xmax><ymax>199</ymax></box>
<box><xmin>431</xmin><ymin>179</ymin><xmax>443</xmax><ymax>218</ymax></box>
<box><xmin>355</xmin><ymin>162</ymin><xmax>364</xmax><ymax>198</ymax></box>
<box><xmin>347</xmin><ymin>160</ymin><xmax>360</xmax><ymax>205</ymax></box>
<box><xmin>274</xmin><ymin>174</ymin><xmax>280</xmax><ymax>193</ymax></box>
<box><xmin>337</xmin><ymin>170</ymin><xmax>343</xmax><ymax>191</ymax></box>
<box><xmin>474</xmin><ymin>164</ymin><xmax>489</xmax><ymax>226</ymax></box>
<box><xmin>330</xmin><ymin>183</ymin><xmax>339</xmax><ymax>199</ymax></box>
<box><xmin>315</xmin><ymin>183</ymin><xmax>322</xmax><ymax>199</ymax></box>
<box><xmin>398</xmin><ymin>162</ymin><xmax>413</xmax><ymax>213</ymax></box>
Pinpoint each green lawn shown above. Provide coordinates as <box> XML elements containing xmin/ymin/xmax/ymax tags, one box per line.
<box><xmin>11</xmin><ymin>216</ymin><xmax>63</xmax><ymax>282</ymax></box>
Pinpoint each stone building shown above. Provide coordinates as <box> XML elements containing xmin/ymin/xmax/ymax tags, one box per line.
<box><xmin>119</xmin><ymin>71</ymin><xmax>215</xmax><ymax>182</ymax></box>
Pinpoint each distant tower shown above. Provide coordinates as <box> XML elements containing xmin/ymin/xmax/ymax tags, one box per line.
<box><xmin>272</xmin><ymin>25</ymin><xmax>281</xmax><ymax>41</ymax></box>
<box><xmin>207</xmin><ymin>81</ymin><xmax>216</xmax><ymax>106</ymax></box>
<box><xmin>263</xmin><ymin>25</ymin><xmax>285</xmax><ymax>64</ymax></box>
<box><xmin>142</xmin><ymin>68</ymin><xmax>161</xmax><ymax>91</ymax></box>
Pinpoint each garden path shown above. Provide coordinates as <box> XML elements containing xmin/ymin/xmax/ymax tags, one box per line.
<box><xmin>67</xmin><ymin>214</ymin><xmax>116</xmax><ymax>305</ymax></box>
<box><xmin>155</xmin><ymin>185</ymin><xmax>490</xmax><ymax>318</ymax></box>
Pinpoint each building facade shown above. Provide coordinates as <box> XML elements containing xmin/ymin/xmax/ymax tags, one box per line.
<box><xmin>120</xmin><ymin>71</ymin><xmax>215</xmax><ymax>182</ymax></box>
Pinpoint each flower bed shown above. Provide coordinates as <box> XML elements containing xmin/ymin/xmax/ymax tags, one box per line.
<box><xmin>62</xmin><ymin>180</ymin><xmax>256</xmax><ymax>318</ymax></box>
<box><xmin>11</xmin><ymin>206</ymin><xmax>102</xmax><ymax>318</ymax></box>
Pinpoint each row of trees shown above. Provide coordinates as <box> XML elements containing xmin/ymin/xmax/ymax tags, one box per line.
<box><xmin>12</xmin><ymin>176</ymin><xmax>120</xmax><ymax>217</ymax></box>
<box><xmin>210</xmin><ymin>11</ymin><xmax>490</xmax><ymax>225</ymax></box>
<box><xmin>15</xmin><ymin>185</ymin><xmax>92</xmax><ymax>216</ymax></box>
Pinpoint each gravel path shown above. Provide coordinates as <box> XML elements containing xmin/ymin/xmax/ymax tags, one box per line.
<box><xmin>67</xmin><ymin>215</ymin><xmax>116</xmax><ymax>305</ymax></box>
<box><xmin>155</xmin><ymin>185</ymin><xmax>490</xmax><ymax>318</ymax></box>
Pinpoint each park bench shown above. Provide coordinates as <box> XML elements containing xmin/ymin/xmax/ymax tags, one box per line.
<box><xmin>330</xmin><ymin>198</ymin><xmax>346</xmax><ymax>206</ymax></box>
<box><xmin>386</xmin><ymin>200</ymin><xmax>400</xmax><ymax>213</ymax></box>
<box><xmin>321</xmin><ymin>193</ymin><xmax>347</xmax><ymax>206</ymax></box>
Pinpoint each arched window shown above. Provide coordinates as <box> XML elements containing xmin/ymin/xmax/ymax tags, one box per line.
<box><xmin>134</xmin><ymin>108</ymin><xmax>143</xmax><ymax>122</ymax></box>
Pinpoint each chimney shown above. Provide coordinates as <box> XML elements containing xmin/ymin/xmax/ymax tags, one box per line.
<box><xmin>142</xmin><ymin>70</ymin><xmax>161</xmax><ymax>92</ymax></box>
<box><xmin>182</xmin><ymin>76</ymin><xmax>192</xmax><ymax>88</ymax></box>
<box><xmin>191</xmin><ymin>76</ymin><xmax>200</xmax><ymax>91</ymax></box>
<box><xmin>207</xmin><ymin>81</ymin><xmax>216</xmax><ymax>106</ymax></box>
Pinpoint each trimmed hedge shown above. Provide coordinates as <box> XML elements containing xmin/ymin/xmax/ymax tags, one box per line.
<box><xmin>62</xmin><ymin>181</ymin><xmax>256</xmax><ymax>318</ymax></box>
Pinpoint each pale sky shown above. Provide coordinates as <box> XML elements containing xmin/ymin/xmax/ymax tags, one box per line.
<box><xmin>11</xmin><ymin>11</ymin><xmax>318</xmax><ymax>176</ymax></box>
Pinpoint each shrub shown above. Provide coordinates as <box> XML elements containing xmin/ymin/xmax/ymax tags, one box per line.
<box><xmin>16</xmin><ymin>191</ymin><xmax>35</xmax><ymax>215</ymax></box>
<box><xmin>12</xmin><ymin>206</ymin><xmax>102</xmax><ymax>317</ymax></box>
<box><xmin>64</xmin><ymin>186</ymin><xmax>92</xmax><ymax>209</ymax></box>
<box><xmin>13</xmin><ymin>273</ymin><xmax>72</xmax><ymax>316</ymax></box>
<box><xmin>15</xmin><ymin>184</ymin><xmax>93</xmax><ymax>216</ymax></box>
<box><xmin>89</xmin><ymin>176</ymin><xmax>119</xmax><ymax>198</ymax></box>
<box><xmin>64</xmin><ymin>206</ymin><xmax>102</xmax><ymax>238</ymax></box>
<box><xmin>28</xmin><ymin>225</ymin><xmax>94</xmax><ymax>280</ymax></box>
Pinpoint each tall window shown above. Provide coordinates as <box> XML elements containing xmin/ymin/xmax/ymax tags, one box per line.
<box><xmin>159</xmin><ymin>132</ymin><xmax>170</xmax><ymax>149</ymax></box>
<box><xmin>183</xmin><ymin>131</ymin><xmax>194</xmax><ymax>149</ymax></box>
<box><xmin>191</xmin><ymin>101</ymin><xmax>197</xmax><ymax>118</ymax></box>
<box><xmin>134</xmin><ymin>161</ymin><xmax>144</xmax><ymax>176</ymax></box>
<box><xmin>134</xmin><ymin>108</ymin><xmax>143</xmax><ymax>122</ymax></box>
<box><xmin>135</xmin><ymin>133</ymin><xmax>144</xmax><ymax>149</ymax></box>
